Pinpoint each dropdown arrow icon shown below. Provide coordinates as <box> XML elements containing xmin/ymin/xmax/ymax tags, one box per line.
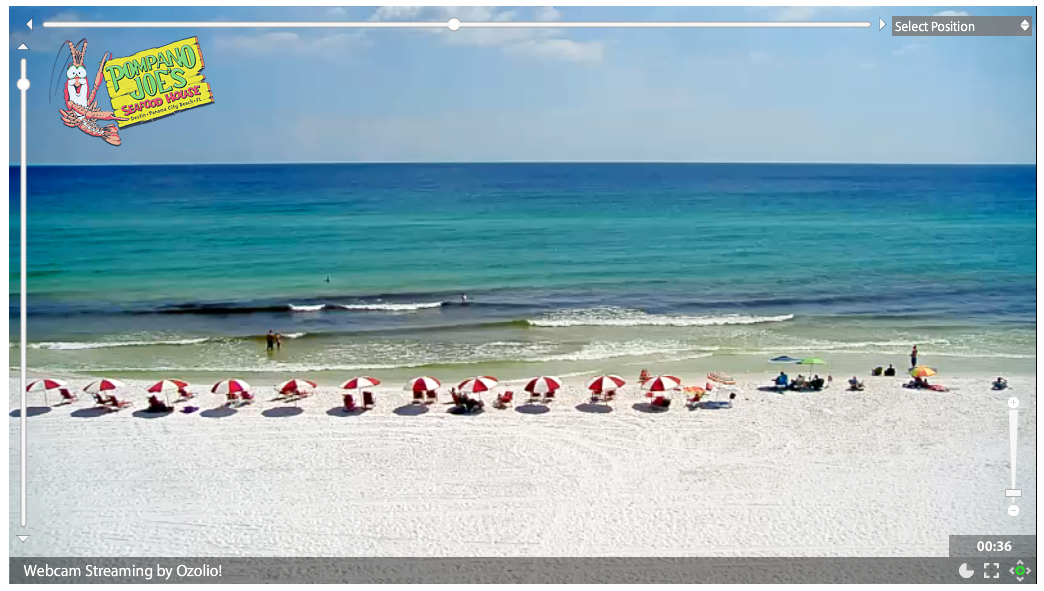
<box><xmin>17</xmin><ymin>535</ymin><xmax>28</xmax><ymax>542</ymax></box>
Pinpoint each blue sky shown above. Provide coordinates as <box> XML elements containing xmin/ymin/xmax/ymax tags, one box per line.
<box><xmin>8</xmin><ymin>5</ymin><xmax>1037</xmax><ymax>164</ymax></box>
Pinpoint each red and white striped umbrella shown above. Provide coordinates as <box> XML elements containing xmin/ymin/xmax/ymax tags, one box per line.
<box><xmin>641</xmin><ymin>375</ymin><xmax>682</xmax><ymax>392</ymax></box>
<box><xmin>147</xmin><ymin>379</ymin><xmax>189</xmax><ymax>393</ymax></box>
<box><xmin>26</xmin><ymin>378</ymin><xmax>67</xmax><ymax>392</ymax></box>
<box><xmin>211</xmin><ymin>379</ymin><xmax>251</xmax><ymax>395</ymax></box>
<box><xmin>524</xmin><ymin>376</ymin><xmax>563</xmax><ymax>394</ymax></box>
<box><xmin>404</xmin><ymin>376</ymin><xmax>441</xmax><ymax>392</ymax></box>
<box><xmin>83</xmin><ymin>378</ymin><xmax>125</xmax><ymax>393</ymax></box>
<box><xmin>341</xmin><ymin>376</ymin><xmax>380</xmax><ymax>390</ymax></box>
<box><xmin>458</xmin><ymin>376</ymin><xmax>498</xmax><ymax>393</ymax></box>
<box><xmin>277</xmin><ymin>378</ymin><xmax>317</xmax><ymax>394</ymax></box>
<box><xmin>707</xmin><ymin>372</ymin><xmax>736</xmax><ymax>385</ymax></box>
<box><xmin>585</xmin><ymin>375</ymin><xmax>626</xmax><ymax>392</ymax></box>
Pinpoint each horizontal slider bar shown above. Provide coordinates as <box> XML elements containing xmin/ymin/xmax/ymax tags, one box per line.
<box><xmin>44</xmin><ymin>20</ymin><xmax>873</xmax><ymax>29</ymax></box>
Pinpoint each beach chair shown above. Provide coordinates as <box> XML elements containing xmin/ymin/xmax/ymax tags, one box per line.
<box><xmin>543</xmin><ymin>390</ymin><xmax>556</xmax><ymax>404</ymax></box>
<box><xmin>147</xmin><ymin>395</ymin><xmax>172</xmax><ymax>413</ymax></box>
<box><xmin>411</xmin><ymin>390</ymin><xmax>425</xmax><ymax>405</ymax></box>
<box><xmin>494</xmin><ymin>391</ymin><xmax>514</xmax><ymax>409</ymax></box>
<box><xmin>58</xmin><ymin>388</ymin><xmax>78</xmax><ymax>403</ymax></box>
<box><xmin>589</xmin><ymin>390</ymin><xmax>602</xmax><ymax>404</ymax></box>
<box><xmin>93</xmin><ymin>393</ymin><xmax>114</xmax><ymax>407</ymax></box>
<box><xmin>362</xmin><ymin>391</ymin><xmax>375</xmax><ymax>409</ymax></box>
<box><xmin>527</xmin><ymin>390</ymin><xmax>542</xmax><ymax>404</ymax></box>
<box><xmin>685</xmin><ymin>390</ymin><xmax>704</xmax><ymax>409</ymax></box>
<box><xmin>425</xmin><ymin>390</ymin><xmax>438</xmax><ymax>405</ymax></box>
<box><xmin>240</xmin><ymin>391</ymin><xmax>255</xmax><ymax>405</ymax></box>
<box><xmin>604</xmin><ymin>390</ymin><xmax>616</xmax><ymax>404</ymax></box>
<box><xmin>107</xmin><ymin>395</ymin><xmax>132</xmax><ymax>410</ymax></box>
<box><xmin>343</xmin><ymin>393</ymin><xmax>357</xmax><ymax>412</ymax></box>
<box><xmin>226</xmin><ymin>391</ymin><xmax>240</xmax><ymax>406</ymax></box>
<box><xmin>177</xmin><ymin>388</ymin><xmax>195</xmax><ymax>400</ymax></box>
<box><xmin>650</xmin><ymin>395</ymin><xmax>671</xmax><ymax>409</ymax></box>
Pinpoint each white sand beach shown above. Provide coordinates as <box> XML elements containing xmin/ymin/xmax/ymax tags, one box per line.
<box><xmin>9</xmin><ymin>372</ymin><xmax>1035</xmax><ymax>557</ymax></box>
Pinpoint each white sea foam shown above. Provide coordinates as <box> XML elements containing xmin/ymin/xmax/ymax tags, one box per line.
<box><xmin>27</xmin><ymin>338</ymin><xmax>210</xmax><ymax>351</ymax></box>
<box><xmin>288</xmin><ymin>304</ymin><xmax>325</xmax><ymax>312</ymax></box>
<box><xmin>335</xmin><ymin>302</ymin><xmax>443</xmax><ymax>312</ymax></box>
<box><xmin>536</xmin><ymin>340</ymin><xmax>709</xmax><ymax>363</ymax></box>
<box><xmin>528</xmin><ymin>307</ymin><xmax>794</xmax><ymax>328</ymax></box>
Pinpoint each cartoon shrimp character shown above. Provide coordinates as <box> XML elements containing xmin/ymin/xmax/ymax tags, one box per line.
<box><xmin>58</xmin><ymin>40</ymin><xmax>126</xmax><ymax>146</ymax></box>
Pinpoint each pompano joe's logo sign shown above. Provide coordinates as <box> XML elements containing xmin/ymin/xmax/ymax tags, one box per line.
<box><xmin>103</xmin><ymin>36</ymin><xmax>215</xmax><ymax>129</ymax></box>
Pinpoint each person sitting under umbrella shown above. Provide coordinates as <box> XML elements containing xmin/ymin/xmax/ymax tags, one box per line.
<box><xmin>789</xmin><ymin>375</ymin><xmax>807</xmax><ymax>391</ymax></box>
<box><xmin>146</xmin><ymin>395</ymin><xmax>174</xmax><ymax>413</ymax></box>
<box><xmin>774</xmin><ymin>372</ymin><xmax>789</xmax><ymax>390</ymax></box>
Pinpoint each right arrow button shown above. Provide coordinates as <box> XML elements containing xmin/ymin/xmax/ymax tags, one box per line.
<box><xmin>880</xmin><ymin>18</ymin><xmax>886</xmax><ymax>31</ymax></box>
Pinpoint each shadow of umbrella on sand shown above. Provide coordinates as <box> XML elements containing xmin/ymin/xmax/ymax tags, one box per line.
<box><xmin>262</xmin><ymin>406</ymin><xmax>304</xmax><ymax>418</ymax></box>
<box><xmin>10</xmin><ymin>406</ymin><xmax>52</xmax><ymax>418</ymax></box>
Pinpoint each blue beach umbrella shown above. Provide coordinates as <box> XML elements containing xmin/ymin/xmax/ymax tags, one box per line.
<box><xmin>769</xmin><ymin>355</ymin><xmax>800</xmax><ymax>363</ymax></box>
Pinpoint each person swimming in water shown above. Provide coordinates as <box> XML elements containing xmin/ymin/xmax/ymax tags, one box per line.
<box><xmin>461</xmin><ymin>293</ymin><xmax>468</xmax><ymax>304</ymax></box>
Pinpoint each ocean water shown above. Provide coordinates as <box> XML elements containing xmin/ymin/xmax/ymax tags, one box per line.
<box><xmin>9</xmin><ymin>163</ymin><xmax>1037</xmax><ymax>382</ymax></box>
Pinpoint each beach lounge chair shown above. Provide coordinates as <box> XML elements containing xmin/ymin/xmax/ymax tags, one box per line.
<box><xmin>363</xmin><ymin>391</ymin><xmax>375</xmax><ymax>409</ymax></box>
<box><xmin>543</xmin><ymin>390</ymin><xmax>556</xmax><ymax>403</ymax></box>
<box><xmin>425</xmin><ymin>390</ymin><xmax>438</xmax><ymax>404</ymax></box>
<box><xmin>494</xmin><ymin>391</ymin><xmax>514</xmax><ymax>409</ymax></box>
<box><xmin>58</xmin><ymin>388</ymin><xmax>78</xmax><ymax>403</ymax></box>
<box><xmin>411</xmin><ymin>390</ymin><xmax>425</xmax><ymax>405</ymax></box>
<box><xmin>240</xmin><ymin>391</ymin><xmax>255</xmax><ymax>405</ymax></box>
<box><xmin>226</xmin><ymin>391</ymin><xmax>240</xmax><ymax>406</ymax></box>
<box><xmin>589</xmin><ymin>391</ymin><xmax>602</xmax><ymax>404</ymax></box>
<box><xmin>527</xmin><ymin>390</ymin><xmax>543</xmax><ymax>404</ymax></box>
<box><xmin>605</xmin><ymin>390</ymin><xmax>616</xmax><ymax>403</ymax></box>
<box><xmin>176</xmin><ymin>388</ymin><xmax>195</xmax><ymax>400</ymax></box>
<box><xmin>343</xmin><ymin>393</ymin><xmax>357</xmax><ymax>412</ymax></box>
<box><xmin>108</xmin><ymin>395</ymin><xmax>133</xmax><ymax>410</ymax></box>
<box><xmin>650</xmin><ymin>395</ymin><xmax>671</xmax><ymax>409</ymax></box>
<box><xmin>93</xmin><ymin>393</ymin><xmax>115</xmax><ymax>407</ymax></box>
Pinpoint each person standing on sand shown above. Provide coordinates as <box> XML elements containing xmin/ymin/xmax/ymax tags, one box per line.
<box><xmin>910</xmin><ymin>345</ymin><xmax>918</xmax><ymax>368</ymax></box>
<box><xmin>266</xmin><ymin>330</ymin><xmax>275</xmax><ymax>352</ymax></box>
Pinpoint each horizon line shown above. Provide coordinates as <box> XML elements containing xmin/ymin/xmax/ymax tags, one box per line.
<box><xmin>7</xmin><ymin>161</ymin><xmax>1037</xmax><ymax>167</ymax></box>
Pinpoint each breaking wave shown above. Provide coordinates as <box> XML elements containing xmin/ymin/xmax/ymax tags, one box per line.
<box><xmin>527</xmin><ymin>307</ymin><xmax>795</xmax><ymax>328</ymax></box>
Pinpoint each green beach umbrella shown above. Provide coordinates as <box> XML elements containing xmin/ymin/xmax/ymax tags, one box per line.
<box><xmin>797</xmin><ymin>357</ymin><xmax>827</xmax><ymax>372</ymax></box>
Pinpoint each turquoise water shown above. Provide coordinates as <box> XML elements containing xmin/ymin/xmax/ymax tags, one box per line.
<box><xmin>9</xmin><ymin>163</ymin><xmax>1037</xmax><ymax>381</ymax></box>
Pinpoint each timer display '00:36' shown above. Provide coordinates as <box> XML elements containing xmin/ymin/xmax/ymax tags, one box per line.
<box><xmin>977</xmin><ymin>540</ymin><xmax>1014</xmax><ymax>552</ymax></box>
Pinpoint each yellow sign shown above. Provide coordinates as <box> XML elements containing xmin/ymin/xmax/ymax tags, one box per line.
<box><xmin>103</xmin><ymin>37</ymin><xmax>214</xmax><ymax>128</ymax></box>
